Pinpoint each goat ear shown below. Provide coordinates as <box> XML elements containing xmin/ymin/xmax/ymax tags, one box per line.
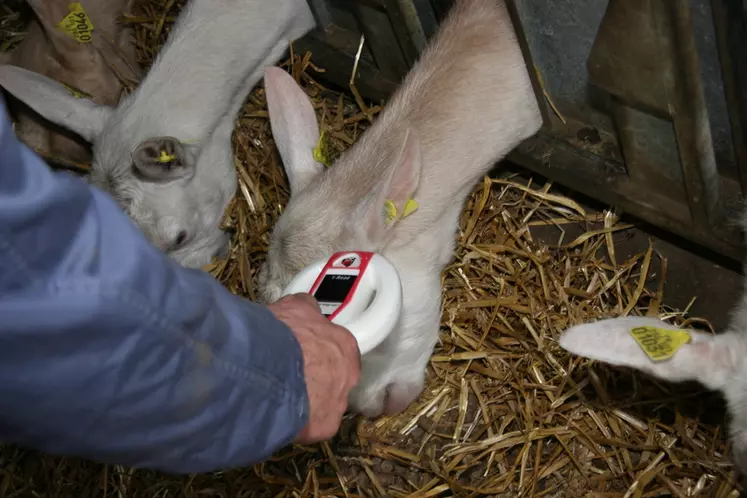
<box><xmin>25</xmin><ymin>1</ymin><xmax>94</xmax><ymax>54</ymax></box>
<box><xmin>358</xmin><ymin>128</ymin><xmax>423</xmax><ymax>246</ymax></box>
<box><xmin>559</xmin><ymin>316</ymin><xmax>734</xmax><ymax>392</ymax></box>
<box><xmin>0</xmin><ymin>65</ymin><xmax>112</xmax><ymax>142</ymax></box>
<box><xmin>131</xmin><ymin>137</ymin><xmax>200</xmax><ymax>182</ymax></box>
<box><xmin>264</xmin><ymin>66</ymin><xmax>324</xmax><ymax>194</ymax></box>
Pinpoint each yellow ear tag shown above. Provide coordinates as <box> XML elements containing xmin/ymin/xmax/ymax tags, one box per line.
<box><xmin>157</xmin><ymin>150</ymin><xmax>177</xmax><ymax>163</ymax></box>
<box><xmin>402</xmin><ymin>198</ymin><xmax>419</xmax><ymax>218</ymax></box>
<box><xmin>60</xmin><ymin>82</ymin><xmax>90</xmax><ymax>99</ymax></box>
<box><xmin>383</xmin><ymin>200</ymin><xmax>398</xmax><ymax>225</ymax></box>
<box><xmin>629</xmin><ymin>326</ymin><xmax>691</xmax><ymax>362</ymax></box>
<box><xmin>312</xmin><ymin>130</ymin><xmax>331</xmax><ymax>167</ymax></box>
<box><xmin>57</xmin><ymin>3</ymin><xmax>95</xmax><ymax>44</ymax></box>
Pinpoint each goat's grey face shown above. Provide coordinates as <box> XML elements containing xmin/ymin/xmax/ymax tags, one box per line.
<box><xmin>91</xmin><ymin>136</ymin><xmax>231</xmax><ymax>269</ymax></box>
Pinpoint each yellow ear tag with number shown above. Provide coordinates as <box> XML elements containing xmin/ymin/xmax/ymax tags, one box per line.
<box><xmin>629</xmin><ymin>326</ymin><xmax>691</xmax><ymax>362</ymax></box>
<box><xmin>157</xmin><ymin>150</ymin><xmax>177</xmax><ymax>164</ymax></box>
<box><xmin>312</xmin><ymin>130</ymin><xmax>331</xmax><ymax>167</ymax></box>
<box><xmin>57</xmin><ymin>3</ymin><xmax>95</xmax><ymax>44</ymax></box>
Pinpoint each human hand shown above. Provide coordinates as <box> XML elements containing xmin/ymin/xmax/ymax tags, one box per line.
<box><xmin>267</xmin><ymin>293</ymin><xmax>360</xmax><ymax>444</ymax></box>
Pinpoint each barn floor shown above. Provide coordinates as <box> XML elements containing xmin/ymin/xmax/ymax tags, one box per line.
<box><xmin>2</xmin><ymin>1</ymin><xmax>746</xmax><ymax>496</ymax></box>
<box><xmin>515</xmin><ymin>169</ymin><xmax>745</xmax><ymax>333</ymax></box>
<box><xmin>591</xmin><ymin>222</ymin><xmax>742</xmax><ymax>333</ymax></box>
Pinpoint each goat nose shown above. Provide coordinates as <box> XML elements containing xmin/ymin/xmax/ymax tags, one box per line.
<box><xmin>213</xmin><ymin>238</ymin><xmax>230</xmax><ymax>260</ymax></box>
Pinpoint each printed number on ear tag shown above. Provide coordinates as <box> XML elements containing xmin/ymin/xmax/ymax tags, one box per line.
<box><xmin>629</xmin><ymin>326</ymin><xmax>691</xmax><ymax>361</ymax></box>
<box><xmin>57</xmin><ymin>3</ymin><xmax>95</xmax><ymax>44</ymax></box>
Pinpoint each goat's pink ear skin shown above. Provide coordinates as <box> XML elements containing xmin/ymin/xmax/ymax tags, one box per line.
<box><xmin>559</xmin><ymin>316</ymin><xmax>733</xmax><ymax>392</ymax></box>
<box><xmin>0</xmin><ymin>65</ymin><xmax>111</xmax><ymax>142</ymax></box>
<box><xmin>264</xmin><ymin>66</ymin><xmax>324</xmax><ymax>194</ymax></box>
<box><xmin>361</xmin><ymin>127</ymin><xmax>423</xmax><ymax>245</ymax></box>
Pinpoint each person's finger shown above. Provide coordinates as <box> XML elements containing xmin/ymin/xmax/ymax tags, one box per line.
<box><xmin>347</xmin><ymin>361</ymin><xmax>361</xmax><ymax>389</ymax></box>
<box><xmin>294</xmin><ymin>424</ymin><xmax>311</xmax><ymax>444</ymax></box>
<box><xmin>335</xmin><ymin>351</ymin><xmax>360</xmax><ymax>391</ymax></box>
<box><xmin>326</xmin><ymin>324</ymin><xmax>360</xmax><ymax>389</ymax></box>
<box><xmin>338</xmin><ymin>329</ymin><xmax>361</xmax><ymax>376</ymax></box>
<box><xmin>324</xmin><ymin>406</ymin><xmax>346</xmax><ymax>439</ymax></box>
<box><xmin>290</xmin><ymin>292</ymin><xmax>321</xmax><ymax>311</ymax></box>
<box><xmin>330</xmin><ymin>323</ymin><xmax>358</xmax><ymax>352</ymax></box>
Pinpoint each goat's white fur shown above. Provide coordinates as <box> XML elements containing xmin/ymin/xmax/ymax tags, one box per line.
<box><xmin>0</xmin><ymin>0</ymin><xmax>316</xmax><ymax>268</ymax></box>
<box><xmin>259</xmin><ymin>0</ymin><xmax>543</xmax><ymax>418</ymax></box>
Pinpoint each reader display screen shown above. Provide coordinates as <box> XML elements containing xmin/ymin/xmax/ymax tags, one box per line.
<box><xmin>314</xmin><ymin>274</ymin><xmax>357</xmax><ymax>314</ymax></box>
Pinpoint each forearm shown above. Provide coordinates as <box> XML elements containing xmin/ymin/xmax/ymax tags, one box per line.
<box><xmin>0</xmin><ymin>98</ymin><xmax>307</xmax><ymax>473</ymax></box>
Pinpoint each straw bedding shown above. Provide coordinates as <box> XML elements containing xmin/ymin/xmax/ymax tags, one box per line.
<box><xmin>0</xmin><ymin>1</ymin><xmax>741</xmax><ymax>496</ymax></box>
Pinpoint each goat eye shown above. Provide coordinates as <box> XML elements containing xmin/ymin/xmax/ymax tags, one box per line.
<box><xmin>175</xmin><ymin>231</ymin><xmax>188</xmax><ymax>247</ymax></box>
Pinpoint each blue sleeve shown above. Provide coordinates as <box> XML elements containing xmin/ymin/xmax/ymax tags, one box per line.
<box><xmin>0</xmin><ymin>96</ymin><xmax>308</xmax><ymax>474</ymax></box>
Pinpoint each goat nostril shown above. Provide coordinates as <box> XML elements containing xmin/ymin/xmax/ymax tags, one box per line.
<box><xmin>175</xmin><ymin>231</ymin><xmax>188</xmax><ymax>247</ymax></box>
<box><xmin>213</xmin><ymin>239</ymin><xmax>230</xmax><ymax>260</ymax></box>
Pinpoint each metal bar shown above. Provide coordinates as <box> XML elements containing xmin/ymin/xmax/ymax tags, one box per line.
<box><xmin>584</xmin><ymin>0</ymin><xmax>680</xmax><ymax>202</ymax></box>
<box><xmin>711</xmin><ymin>0</ymin><xmax>747</xmax><ymax>197</ymax></box>
<box><xmin>508</xmin><ymin>133</ymin><xmax>745</xmax><ymax>262</ymax></box>
<box><xmin>294</xmin><ymin>31</ymin><xmax>399</xmax><ymax>101</ymax></box>
<box><xmin>410</xmin><ymin>0</ymin><xmax>441</xmax><ymax>40</ymax></box>
<box><xmin>351</xmin><ymin>2</ymin><xmax>410</xmax><ymax>82</ymax></box>
<box><xmin>382</xmin><ymin>0</ymin><xmax>425</xmax><ymax>67</ymax></box>
<box><xmin>305</xmin><ymin>0</ymin><xmax>334</xmax><ymax>28</ymax></box>
<box><xmin>504</xmin><ymin>0</ymin><xmax>552</xmax><ymax>131</ymax></box>
<box><xmin>660</xmin><ymin>0</ymin><xmax>722</xmax><ymax>229</ymax></box>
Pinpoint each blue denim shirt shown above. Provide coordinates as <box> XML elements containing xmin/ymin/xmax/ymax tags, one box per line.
<box><xmin>0</xmin><ymin>97</ymin><xmax>308</xmax><ymax>474</ymax></box>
